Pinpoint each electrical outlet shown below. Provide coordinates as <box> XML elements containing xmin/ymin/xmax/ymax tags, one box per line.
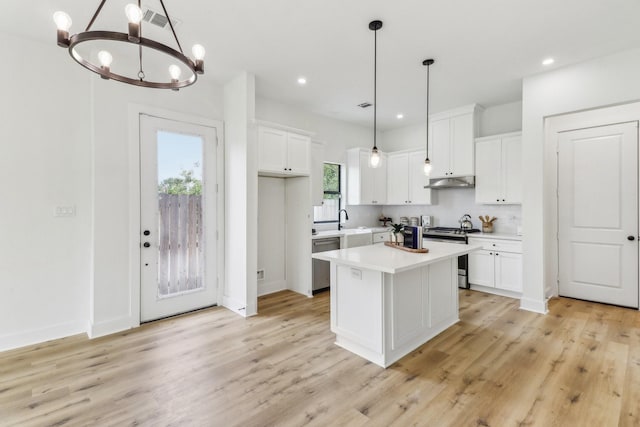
<box><xmin>257</xmin><ymin>269</ymin><xmax>265</xmax><ymax>280</ymax></box>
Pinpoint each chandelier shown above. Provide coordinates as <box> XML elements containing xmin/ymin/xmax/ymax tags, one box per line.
<box><xmin>53</xmin><ymin>0</ymin><xmax>205</xmax><ymax>90</ymax></box>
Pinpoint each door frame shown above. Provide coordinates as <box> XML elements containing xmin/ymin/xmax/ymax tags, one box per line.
<box><xmin>545</xmin><ymin>101</ymin><xmax>640</xmax><ymax>310</ymax></box>
<box><xmin>127</xmin><ymin>104</ymin><xmax>225</xmax><ymax>328</ymax></box>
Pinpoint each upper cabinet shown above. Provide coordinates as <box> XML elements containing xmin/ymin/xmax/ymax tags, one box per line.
<box><xmin>475</xmin><ymin>132</ymin><xmax>522</xmax><ymax>204</ymax></box>
<box><xmin>386</xmin><ymin>150</ymin><xmax>432</xmax><ymax>205</ymax></box>
<box><xmin>429</xmin><ymin>104</ymin><xmax>482</xmax><ymax>179</ymax></box>
<box><xmin>347</xmin><ymin>148</ymin><xmax>387</xmax><ymax>205</ymax></box>
<box><xmin>258</xmin><ymin>125</ymin><xmax>311</xmax><ymax>177</ymax></box>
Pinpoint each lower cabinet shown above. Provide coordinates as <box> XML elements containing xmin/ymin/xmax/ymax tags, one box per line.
<box><xmin>468</xmin><ymin>237</ymin><xmax>522</xmax><ymax>294</ymax></box>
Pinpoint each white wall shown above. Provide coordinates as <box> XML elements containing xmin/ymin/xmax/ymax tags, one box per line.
<box><xmin>382</xmin><ymin>190</ymin><xmax>521</xmax><ymax>234</ymax></box>
<box><xmin>379</xmin><ymin>102</ymin><xmax>523</xmax><ymax>231</ymax></box>
<box><xmin>0</xmin><ymin>31</ymin><xmax>225</xmax><ymax>350</ymax></box>
<box><xmin>257</xmin><ymin>177</ymin><xmax>286</xmax><ymax>295</ymax></box>
<box><xmin>0</xmin><ymin>33</ymin><xmax>92</xmax><ymax>351</ymax></box>
<box><xmin>521</xmin><ymin>48</ymin><xmax>640</xmax><ymax>313</ymax></box>
<box><xmin>90</xmin><ymin>76</ymin><xmax>223</xmax><ymax>336</ymax></box>
<box><xmin>224</xmin><ymin>73</ymin><xmax>258</xmax><ymax>316</ymax></box>
<box><xmin>256</xmin><ymin>97</ymin><xmax>383</xmax><ymax>229</ymax></box>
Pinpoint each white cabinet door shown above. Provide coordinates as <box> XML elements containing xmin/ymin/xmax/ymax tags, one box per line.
<box><xmin>373</xmin><ymin>155</ymin><xmax>388</xmax><ymax>204</ymax></box>
<box><xmin>358</xmin><ymin>151</ymin><xmax>375</xmax><ymax>204</ymax></box>
<box><xmin>450</xmin><ymin>113</ymin><xmax>474</xmax><ymax>177</ymax></box>
<box><xmin>408</xmin><ymin>150</ymin><xmax>431</xmax><ymax>204</ymax></box>
<box><xmin>502</xmin><ymin>135</ymin><xmax>522</xmax><ymax>204</ymax></box>
<box><xmin>387</xmin><ymin>153</ymin><xmax>409</xmax><ymax>204</ymax></box>
<box><xmin>495</xmin><ymin>252</ymin><xmax>522</xmax><ymax>292</ymax></box>
<box><xmin>287</xmin><ymin>133</ymin><xmax>310</xmax><ymax>175</ymax></box>
<box><xmin>258</xmin><ymin>127</ymin><xmax>287</xmax><ymax>173</ymax></box>
<box><xmin>475</xmin><ymin>137</ymin><xmax>502</xmax><ymax>203</ymax></box>
<box><xmin>311</xmin><ymin>142</ymin><xmax>324</xmax><ymax>206</ymax></box>
<box><xmin>468</xmin><ymin>250</ymin><xmax>495</xmax><ymax>287</ymax></box>
<box><xmin>429</xmin><ymin>118</ymin><xmax>450</xmax><ymax>178</ymax></box>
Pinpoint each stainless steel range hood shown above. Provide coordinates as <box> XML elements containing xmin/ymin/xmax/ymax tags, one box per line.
<box><xmin>424</xmin><ymin>176</ymin><xmax>475</xmax><ymax>189</ymax></box>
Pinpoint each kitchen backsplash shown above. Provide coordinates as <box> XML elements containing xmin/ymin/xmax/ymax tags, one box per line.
<box><xmin>313</xmin><ymin>205</ymin><xmax>383</xmax><ymax>231</ymax></box>
<box><xmin>380</xmin><ymin>188</ymin><xmax>522</xmax><ymax>234</ymax></box>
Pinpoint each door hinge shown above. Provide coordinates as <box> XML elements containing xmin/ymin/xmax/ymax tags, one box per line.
<box><xmin>216</xmin><ymin>183</ymin><xmax>219</xmax><ymax>193</ymax></box>
<box><xmin>216</xmin><ymin>230</ymin><xmax>219</xmax><ymax>240</ymax></box>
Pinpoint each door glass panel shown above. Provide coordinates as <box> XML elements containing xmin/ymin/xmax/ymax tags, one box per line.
<box><xmin>156</xmin><ymin>131</ymin><xmax>204</xmax><ymax>298</ymax></box>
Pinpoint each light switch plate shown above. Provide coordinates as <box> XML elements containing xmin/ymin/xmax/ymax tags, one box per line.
<box><xmin>54</xmin><ymin>206</ymin><xmax>76</xmax><ymax>217</ymax></box>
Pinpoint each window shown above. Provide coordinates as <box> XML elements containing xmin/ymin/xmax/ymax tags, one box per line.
<box><xmin>313</xmin><ymin>162</ymin><xmax>342</xmax><ymax>223</ymax></box>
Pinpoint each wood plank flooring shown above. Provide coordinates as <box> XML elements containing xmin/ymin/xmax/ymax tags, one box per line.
<box><xmin>1</xmin><ymin>290</ymin><xmax>639</xmax><ymax>426</ymax></box>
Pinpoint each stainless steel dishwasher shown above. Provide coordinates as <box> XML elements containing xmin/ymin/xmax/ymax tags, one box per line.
<box><xmin>312</xmin><ymin>237</ymin><xmax>340</xmax><ymax>294</ymax></box>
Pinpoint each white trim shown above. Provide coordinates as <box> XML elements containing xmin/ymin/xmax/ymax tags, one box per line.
<box><xmin>469</xmin><ymin>284</ymin><xmax>522</xmax><ymax>300</ymax></box>
<box><xmin>475</xmin><ymin>131</ymin><xmax>522</xmax><ymax>143</ymax></box>
<box><xmin>88</xmin><ymin>316</ymin><xmax>133</xmax><ymax>339</ymax></box>
<box><xmin>127</xmin><ymin>104</ymin><xmax>224</xmax><ymax>333</ymax></box>
<box><xmin>222</xmin><ymin>296</ymin><xmax>249</xmax><ymax>317</ymax></box>
<box><xmin>429</xmin><ymin>103</ymin><xmax>484</xmax><ymax>122</ymax></box>
<box><xmin>253</xmin><ymin>119</ymin><xmax>315</xmax><ymax>137</ymax></box>
<box><xmin>545</xmin><ymin>101</ymin><xmax>640</xmax><ymax>306</ymax></box>
<box><xmin>519</xmin><ymin>297</ymin><xmax>549</xmax><ymax>314</ymax></box>
<box><xmin>0</xmin><ymin>321</ymin><xmax>86</xmax><ymax>353</ymax></box>
<box><xmin>257</xmin><ymin>280</ymin><xmax>287</xmax><ymax>297</ymax></box>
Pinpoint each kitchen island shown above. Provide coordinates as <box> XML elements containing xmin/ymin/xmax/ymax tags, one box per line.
<box><xmin>312</xmin><ymin>241</ymin><xmax>481</xmax><ymax>368</ymax></box>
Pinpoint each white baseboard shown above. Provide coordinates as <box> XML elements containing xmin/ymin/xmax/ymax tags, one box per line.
<box><xmin>0</xmin><ymin>320</ymin><xmax>86</xmax><ymax>353</ymax></box>
<box><xmin>257</xmin><ymin>280</ymin><xmax>286</xmax><ymax>297</ymax></box>
<box><xmin>519</xmin><ymin>296</ymin><xmax>548</xmax><ymax>314</ymax></box>
<box><xmin>222</xmin><ymin>295</ymin><xmax>250</xmax><ymax>317</ymax></box>
<box><xmin>470</xmin><ymin>284</ymin><xmax>522</xmax><ymax>300</ymax></box>
<box><xmin>88</xmin><ymin>316</ymin><xmax>135</xmax><ymax>339</ymax></box>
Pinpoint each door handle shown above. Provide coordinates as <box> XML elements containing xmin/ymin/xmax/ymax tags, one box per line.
<box><xmin>628</xmin><ymin>236</ymin><xmax>636</xmax><ymax>241</ymax></box>
<box><xmin>143</xmin><ymin>242</ymin><xmax>151</xmax><ymax>248</ymax></box>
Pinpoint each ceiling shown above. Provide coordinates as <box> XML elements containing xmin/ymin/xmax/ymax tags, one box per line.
<box><xmin>4</xmin><ymin>0</ymin><xmax>640</xmax><ymax>130</ymax></box>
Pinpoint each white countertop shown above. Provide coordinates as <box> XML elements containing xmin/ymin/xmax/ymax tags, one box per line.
<box><xmin>311</xmin><ymin>227</ymin><xmax>391</xmax><ymax>240</ymax></box>
<box><xmin>468</xmin><ymin>232</ymin><xmax>522</xmax><ymax>241</ymax></box>
<box><xmin>312</xmin><ymin>241</ymin><xmax>482</xmax><ymax>274</ymax></box>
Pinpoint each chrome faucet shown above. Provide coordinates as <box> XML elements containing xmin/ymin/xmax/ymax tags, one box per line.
<box><xmin>338</xmin><ymin>209</ymin><xmax>349</xmax><ymax>230</ymax></box>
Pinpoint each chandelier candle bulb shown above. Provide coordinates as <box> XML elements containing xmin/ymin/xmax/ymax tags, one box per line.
<box><xmin>98</xmin><ymin>51</ymin><xmax>113</xmax><ymax>79</ymax></box>
<box><xmin>125</xmin><ymin>4</ymin><xmax>143</xmax><ymax>42</ymax></box>
<box><xmin>53</xmin><ymin>11</ymin><xmax>72</xmax><ymax>47</ymax></box>
<box><xmin>192</xmin><ymin>44</ymin><xmax>206</xmax><ymax>73</ymax></box>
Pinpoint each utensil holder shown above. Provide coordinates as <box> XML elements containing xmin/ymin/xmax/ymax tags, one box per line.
<box><xmin>481</xmin><ymin>223</ymin><xmax>494</xmax><ymax>233</ymax></box>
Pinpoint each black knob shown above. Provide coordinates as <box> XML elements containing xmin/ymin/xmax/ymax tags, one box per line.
<box><xmin>495</xmin><ymin>253</ymin><xmax>499</xmax><ymax>256</ymax></box>
<box><xmin>496</xmin><ymin>199</ymin><xmax>500</xmax><ymax>202</ymax></box>
<box><xmin>489</xmin><ymin>252</ymin><xmax>493</xmax><ymax>255</ymax></box>
<box><xmin>628</xmin><ymin>236</ymin><xmax>636</xmax><ymax>241</ymax></box>
<box><xmin>143</xmin><ymin>230</ymin><xmax>150</xmax><ymax>236</ymax></box>
<box><xmin>143</xmin><ymin>242</ymin><xmax>151</xmax><ymax>248</ymax></box>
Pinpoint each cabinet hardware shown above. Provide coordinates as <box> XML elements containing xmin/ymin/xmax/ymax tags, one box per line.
<box><xmin>628</xmin><ymin>236</ymin><xmax>636</xmax><ymax>241</ymax></box>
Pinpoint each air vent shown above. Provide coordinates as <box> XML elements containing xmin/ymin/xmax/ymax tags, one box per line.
<box><xmin>358</xmin><ymin>102</ymin><xmax>372</xmax><ymax>108</ymax></box>
<box><xmin>142</xmin><ymin>8</ymin><xmax>181</xmax><ymax>29</ymax></box>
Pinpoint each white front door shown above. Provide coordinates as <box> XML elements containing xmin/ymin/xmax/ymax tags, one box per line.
<box><xmin>140</xmin><ymin>115</ymin><xmax>218</xmax><ymax>322</ymax></box>
<box><xmin>558</xmin><ymin>122</ymin><xmax>638</xmax><ymax>308</ymax></box>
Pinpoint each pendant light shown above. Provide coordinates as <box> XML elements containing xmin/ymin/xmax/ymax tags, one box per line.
<box><xmin>369</xmin><ymin>20</ymin><xmax>383</xmax><ymax>168</ymax></box>
<box><xmin>423</xmin><ymin>59</ymin><xmax>435</xmax><ymax>175</ymax></box>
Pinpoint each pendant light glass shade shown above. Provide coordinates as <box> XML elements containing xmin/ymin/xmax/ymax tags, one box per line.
<box><xmin>369</xmin><ymin>20</ymin><xmax>383</xmax><ymax>168</ymax></box>
<box><xmin>423</xmin><ymin>59</ymin><xmax>435</xmax><ymax>176</ymax></box>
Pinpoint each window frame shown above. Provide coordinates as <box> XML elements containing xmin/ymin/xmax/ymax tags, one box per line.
<box><xmin>313</xmin><ymin>162</ymin><xmax>342</xmax><ymax>224</ymax></box>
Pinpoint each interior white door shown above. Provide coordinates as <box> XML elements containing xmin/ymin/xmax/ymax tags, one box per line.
<box><xmin>140</xmin><ymin>115</ymin><xmax>218</xmax><ymax>322</ymax></box>
<box><xmin>558</xmin><ymin>122</ymin><xmax>638</xmax><ymax>308</ymax></box>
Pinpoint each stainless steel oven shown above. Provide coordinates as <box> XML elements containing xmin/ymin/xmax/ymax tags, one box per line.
<box><xmin>422</xmin><ymin>227</ymin><xmax>480</xmax><ymax>289</ymax></box>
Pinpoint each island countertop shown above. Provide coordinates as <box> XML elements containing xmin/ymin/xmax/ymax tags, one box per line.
<box><xmin>312</xmin><ymin>241</ymin><xmax>482</xmax><ymax>274</ymax></box>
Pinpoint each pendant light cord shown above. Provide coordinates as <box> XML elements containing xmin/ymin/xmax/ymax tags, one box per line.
<box><xmin>373</xmin><ymin>26</ymin><xmax>377</xmax><ymax>150</ymax></box>
<box><xmin>425</xmin><ymin>62</ymin><xmax>429</xmax><ymax>160</ymax></box>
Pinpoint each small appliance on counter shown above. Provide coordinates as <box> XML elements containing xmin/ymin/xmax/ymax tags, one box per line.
<box><xmin>403</xmin><ymin>226</ymin><xmax>423</xmax><ymax>249</ymax></box>
<box><xmin>421</xmin><ymin>215</ymin><xmax>432</xmax><ymax>227</ymax></box>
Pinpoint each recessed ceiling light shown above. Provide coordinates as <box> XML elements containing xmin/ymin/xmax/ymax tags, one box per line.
<box><xmin>396</xmin><ymin>113</ymin><xmax>404</xmax><ymax>119</ymax></box>
<box><xmin>297</xmin><ymin>77</ymin><xmax>307</xmax><ymax>85</ymax></box>
<box><xmin>542</xmin><ymin>58</ymin><xmax>555</xmax><ymax>66</ymax></box>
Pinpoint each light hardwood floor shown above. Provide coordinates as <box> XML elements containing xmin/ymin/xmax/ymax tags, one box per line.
<box><xmin>1</xmin><ymin>290</ymin><xmax>639</xmax><ymax>426</ymax></box>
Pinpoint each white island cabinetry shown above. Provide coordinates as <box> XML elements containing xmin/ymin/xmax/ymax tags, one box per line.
<box><xmin>313</xmin><ymin>241</ymin><xmax>480</xmax><ymax>368</ymax></box>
